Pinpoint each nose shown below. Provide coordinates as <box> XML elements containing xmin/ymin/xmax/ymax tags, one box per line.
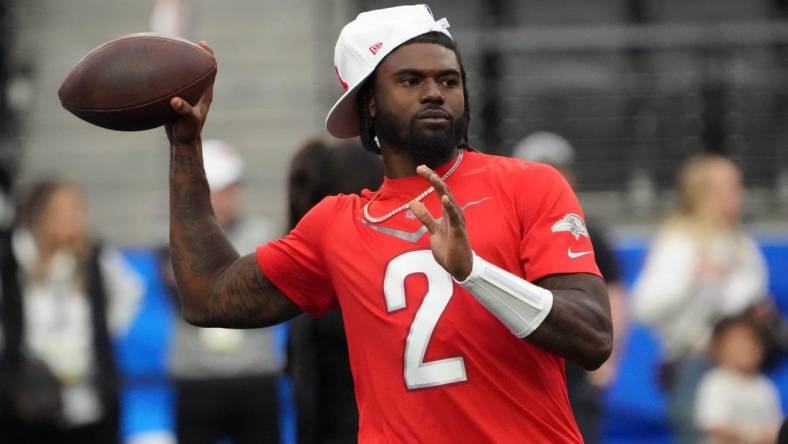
<box><xmin>420</xmin><ymin>79</ymin><xmax>444</xmax><ymax>104</ymax></box>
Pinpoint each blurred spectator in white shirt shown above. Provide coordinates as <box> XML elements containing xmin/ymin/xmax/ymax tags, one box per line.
<box><xmin>632</xmin><ymin>154</ymin><xmax>770</xmax><ymax>444</ymax></box>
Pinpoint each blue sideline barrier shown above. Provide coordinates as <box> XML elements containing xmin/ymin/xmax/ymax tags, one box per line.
<box><xmin>117</xmin><ymin>237</ymin><xmax>788</xmax><ymax>443</ymax></box>
<box><xmin>115</xmin><ymin>249</ymin><xmax>294</xmax><ymax>443</ymax></box>
<box><xmin>115</xmin><ymin>249</ymin><xmax>176</xmax><ymax>438</ymax></box>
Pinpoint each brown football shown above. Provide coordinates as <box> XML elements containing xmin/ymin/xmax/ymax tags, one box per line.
<box><xmin>58</xmin><ymin>33</ymin><xmax>217</xmax><ymax>131</ymax></box>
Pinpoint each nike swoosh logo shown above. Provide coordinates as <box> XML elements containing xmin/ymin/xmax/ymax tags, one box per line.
<box><xmin>567</xmin><ymin>248</ymin><xmax>593</xmax><ymax>259</ymax></box>
<box><xmin>461</xmin><ymin>196</ymin><xmax>494</xmax><ymax>209</ymax></box>
<box><xmin>360</xmin><ymin>196</ymin><xmax>494</xmax><ymax>243</ymax></box>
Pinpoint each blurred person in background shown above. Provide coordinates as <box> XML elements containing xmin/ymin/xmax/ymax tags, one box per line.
<box><xmin>286</xmin><ymin>138</ymin><xmax>384</xmax><ymax>444</ymax></box>
<box><xmin>0</xmin><ymin>165</ymin><xmax>15</xmax><ymax>230</ymax></box>
<box><xmin>161</xmin><ymin>139</ymin><xmax>282</xmax><ymax>444</ymax></box>
<box><xmin>0</xmin><ymin>180</ymin><xmax>142</xmax><ymax>444</ymax></box>
<box><xmin>632</xmin><ymin>154</ymin><xmax>770</xmax><ymax>444</ymax></box>
<box><xmin>695</xmin><ymin>315</ymin><xmax>781</xmax><ymax>444</ymax></box>
<box><xmin>513</xmin><ymin>131</ymin><xmax>629</xmax><ymax>444</ymax></box>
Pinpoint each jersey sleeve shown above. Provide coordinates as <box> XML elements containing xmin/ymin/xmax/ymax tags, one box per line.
<box><xmin>256</xmin><ymin>197</ymin><xmax>338</xmax><ymax>317</ymax></box>
<box><xmin>517</xmin><ymin>164</ymin><xmax>601</xmax><ymax>282</ymax></box>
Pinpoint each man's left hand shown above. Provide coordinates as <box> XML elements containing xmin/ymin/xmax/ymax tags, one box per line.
<box><xmin>409</xmin><ymin>164</ymin><xmax>473</xmax><ymax>281</ymax></box>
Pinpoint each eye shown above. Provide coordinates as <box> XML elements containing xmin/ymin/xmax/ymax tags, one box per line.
<box><xmin>441</xmin><ymin>77</ymin><xmax>460</xmax><ymax>88</ymax></box>
<box><xmin>399</xmin><ymin>77</ymin><xmax>420</xmax><ymax>87</ymax></box>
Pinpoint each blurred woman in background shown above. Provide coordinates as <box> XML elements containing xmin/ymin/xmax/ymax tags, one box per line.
<box><xmin>632</xmin><ymin>155</ymin><xmax>771</xmax><ymax>444</ymax></box>
<box><xmin>0</xmin><ymin>181</ymin><xmax>142</xmax><ymax>444</ymax></box>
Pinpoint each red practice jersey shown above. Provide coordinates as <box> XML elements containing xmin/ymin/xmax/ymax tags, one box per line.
<box><xmin>258</xmin><ymin>150</ymin><xmax>600</xmax><ymax>443</ymax></box>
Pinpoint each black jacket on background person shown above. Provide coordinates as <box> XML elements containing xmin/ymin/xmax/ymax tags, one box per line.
<box><xmin>0</xmin><ymin>230</ymin><xmax>120</xmax><ymax>444</ymax></box>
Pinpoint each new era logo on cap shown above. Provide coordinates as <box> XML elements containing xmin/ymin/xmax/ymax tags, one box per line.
<box><xmin>325</xmin><ymin>4</ymin><xmax>452</xmax><ymax>139</ymax></box>
<box><xmin>369</xmin><ymin>42</ymin><xmax>383</xmax><ymax>55</ymax></box>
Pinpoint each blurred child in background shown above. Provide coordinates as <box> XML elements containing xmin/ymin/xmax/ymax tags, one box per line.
<box><xmin>695</xmin><ymin>315</ymin><xmax>781</xmax><ymax>444</ymax></box>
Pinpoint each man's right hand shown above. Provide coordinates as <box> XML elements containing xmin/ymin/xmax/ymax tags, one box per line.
<box><xmin>165</xmin><ymin>41</ymin><xmax>215</xmax><ymax>146</ymax></box>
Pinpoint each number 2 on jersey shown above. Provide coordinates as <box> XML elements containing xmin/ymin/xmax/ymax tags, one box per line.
<box><xmin>383</xmin><ymin>250</ymin><xmax>467</xmax><ymax>389</ymax></box>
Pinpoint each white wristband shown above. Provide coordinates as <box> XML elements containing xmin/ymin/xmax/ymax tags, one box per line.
<box><xmin>455</xmin><ymin>252</ymin><xmax>553</xmax><ymax>338</ymax></box>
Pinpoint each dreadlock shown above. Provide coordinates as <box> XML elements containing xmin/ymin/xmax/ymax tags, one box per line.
<box><xmin>356</xmin><ymin>31</ymin><xmax>471</xmax><ymax>155</ymax></box>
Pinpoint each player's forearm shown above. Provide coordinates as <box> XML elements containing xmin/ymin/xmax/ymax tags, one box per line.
<box><xmin>456</xmin><ymin>253</ymin><xmax>612</xmax><ymax>369</ymax></box>
<box><xmin>169</xmin><ymin>142</ymin><xmax>302</xmax><ymax>327</ymax></box>
<box><xmin>529</xmin><ymin>273</ymin><xmax>613</xmax><ymax>370</ymax></box>
<box><xmin>169</xmin><ymin>141</ymin><xmax>240</xmax><ymax>321</ymax></box>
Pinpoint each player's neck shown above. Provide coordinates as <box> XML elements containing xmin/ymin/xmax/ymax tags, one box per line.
<box><xmin>381</xmin><ymin>146</ymin><xmax>458</xmax><ymax>179</ymax></box>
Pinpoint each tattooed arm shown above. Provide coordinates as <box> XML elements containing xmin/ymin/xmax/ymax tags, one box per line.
<box><xmin>165</xmin><ymin>43</ymin><xmax>301</xmax><ymax>328</ymax></box>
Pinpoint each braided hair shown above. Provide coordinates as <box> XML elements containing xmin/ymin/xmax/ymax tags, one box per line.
<box><xmin>356</xmin><ymin>32</ymin><xmax>471</xmax><ymax>154</ymax></box>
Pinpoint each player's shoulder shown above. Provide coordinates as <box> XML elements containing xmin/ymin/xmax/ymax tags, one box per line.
<box><xmin>311</xmin><ymin>193</ymin><xmax>356</xmax><ymax>212</ymax></box>
<box><xmin>467</xmin><ymin>150</ymin><xmax>564</xmax><ymax>185</ymax></box>
<box><xmin>296</xmin><ymin>193</ymin><xmax>363</xmax><ymax>235</ymax></box>
<box><xmin>310</xmin><ymin>191</ymin><xmax>370</xmax><ymax>216</ymax></box>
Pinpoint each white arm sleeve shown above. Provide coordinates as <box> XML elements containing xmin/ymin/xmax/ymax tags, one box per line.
<box><xmin>456</xmin><ymin>252</ymin><xmax>553</xmax><ymax>338</ymax></box>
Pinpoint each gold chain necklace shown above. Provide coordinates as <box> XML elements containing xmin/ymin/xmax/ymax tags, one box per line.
<box><xmin>362</xmin><ymin>150</ymin><xmax>464</xmax><ymax>224</ymax></box>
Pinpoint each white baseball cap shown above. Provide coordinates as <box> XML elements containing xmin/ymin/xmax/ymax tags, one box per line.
<box><xmin>202</xmin><ymin>139</ymin><xmax>244</xmax><ymax>191</ymax></box>
<box><xmin>325</xmin><ymin>4</ymin><xmax>452</xmax><ymax>139</ymax></box>
<box><xmin>512</xmin><ymin>131</ymin><xmax>576</xmax><ymax>166</ymax></box>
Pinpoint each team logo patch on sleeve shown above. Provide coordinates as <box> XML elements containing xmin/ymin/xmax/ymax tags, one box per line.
<box><xmin>551</xmin><ymin>213</ymin><xmax>589</xmax><ymax>240</ymax></box>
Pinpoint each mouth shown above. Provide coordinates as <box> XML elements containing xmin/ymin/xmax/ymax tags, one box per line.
<box><xmin>416</xmin><ymin>109</ymin><xmax>451</xmax><ymax>121</ymax></box>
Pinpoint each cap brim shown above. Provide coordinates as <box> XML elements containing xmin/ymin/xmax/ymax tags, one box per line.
<box><xmin>325</xmin><ymin>76</ymin><xmax>368</xmax><ymax>139</ymax></box>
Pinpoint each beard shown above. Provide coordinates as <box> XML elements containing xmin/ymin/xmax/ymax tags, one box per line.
<box><xmin>375</xmin><ymin>105</ymin><xmax>468</xmax><ymax>168</ymax></box>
